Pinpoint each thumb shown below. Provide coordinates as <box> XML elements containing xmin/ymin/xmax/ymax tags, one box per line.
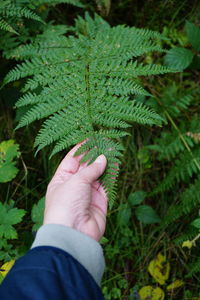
<box><xmin>78</xmin><ymin>154</ymin><xmax>107</xmax><ymax>183</ymax></box>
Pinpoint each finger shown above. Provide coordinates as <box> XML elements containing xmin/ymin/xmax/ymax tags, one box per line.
<box><xmin>77</xmin><ymin>154</ymin><xmax>107</xmax><ymax>184</ymax></box>
<box><xmin>52</xmin><ymin>141</ymin><xmax>86</xmax><ymax>180</ymax></box>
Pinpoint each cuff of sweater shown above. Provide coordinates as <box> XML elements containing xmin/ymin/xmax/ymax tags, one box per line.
<box><xmin>31</xmin><ymin>224</ymin><xmax>105</xmax><ymax>285</ymax></box>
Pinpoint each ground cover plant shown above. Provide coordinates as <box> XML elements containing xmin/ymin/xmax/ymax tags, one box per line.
<box><xmin>0</xmin><ymin>0</ymin><xmax>200</xmax><ymax>299</ymax></box>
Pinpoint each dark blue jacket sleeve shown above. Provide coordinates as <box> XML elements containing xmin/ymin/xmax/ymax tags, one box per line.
<box><xmin>0</xmin><ymin>246</ymin><xmax>105</xmax><ymax>300</ymax></box>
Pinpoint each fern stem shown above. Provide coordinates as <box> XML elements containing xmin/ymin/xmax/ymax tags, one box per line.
<box><xmin>192</xmin><ymin>232</ymin><xmax>200</xmax><ymax>245</ymax></box>
<box><xmin>85</xmin><ymin>63</ymin><xmax>95</xmax><ymax>132</ymax></box>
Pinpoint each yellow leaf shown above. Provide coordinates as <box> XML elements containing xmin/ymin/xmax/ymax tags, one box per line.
<box><xmin>38</xmin><ymin>4</ymin><xmax>48</xmax><ymax>12</ymax></box>
<box><xmin>148</xmin><ymin>253</ymin><xmax>170</xmax><ymax>285</ymax></box>
<box><xmin>167</xmin><ymin>279</ymin><xmax>184</xmax><ymax>291</ymax></box>
<box><xmin>139</xmin><ymin>285</ymin><xmax>165</xmax><ymax>300</ymax></box>
<box><xmin>182</xmin><ymin>240</ymin><xmax>194</xmax><ymax>249</ymax></box>
<box><xmin>13</xmin><ymin>81</ymin><xmax>21</xmax><ymax>87</ymax></box>
<box><xmin>0</xmin><ymin>260</ymin><xmax>15</xmax><ymax>277</ymax></box>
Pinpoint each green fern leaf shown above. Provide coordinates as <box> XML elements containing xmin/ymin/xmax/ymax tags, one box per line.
<box><xmin>5</xmin><ymin>13</ymin><xmax>173</xmax><ymax>202</ymax></box>
<box><xmin>153</xmin><ymin>148</ymin><xmax>200</xmax><ymax>194</ymax></box>
<box><xmin>161</xmin><ymin>176</ymin><xmax>200</xmax><ymax>227</ymax></box>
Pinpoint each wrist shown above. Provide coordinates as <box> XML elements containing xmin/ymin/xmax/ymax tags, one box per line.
<box><xmin>31</xmin><ymin>224</ymin><xmax>105</xmax><ymax>285</ymax></box>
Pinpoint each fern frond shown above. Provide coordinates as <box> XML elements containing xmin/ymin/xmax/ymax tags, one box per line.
<box><xmin>151</xmin><ymin>130</ymin><xmax>197</xmax><ymax>160</ymax></box>
<box><xmin>161</xmin><ymin>175</ymin><xmax>200</xmax><ymax>226</ymax></box>
<box><xmin>187</xmin><ymin>258</ymin><xmax>200</xmax><ymax>278</ymax></box>
<box><xmin>153</xmin><ymin>147</ymin><xmax>200</xmax><ymax>194</ymax></box>
<box><xmin>151</xmin><ymin>114</ymin><xmax>200</xmax><ymax>196</ymax></box>
<box><xmin>6</xmin><ymin>14</ymin><xmax>173</xmax><ymax>202</ymax></box>
<box><xmin>158</xmin><ymin>83</ymin><xmax>194</xmax><ymax>117</ymax></box>
<box><xmin>180</xmin><ymin>175</ymin><xmax>200</xmax><ymax>214</ymax></box>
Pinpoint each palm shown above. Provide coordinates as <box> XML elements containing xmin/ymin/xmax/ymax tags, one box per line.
<box><xmin>76</xmin><ymin>181</ymin><xmax>107</xmax><ymax>240</ymax></box>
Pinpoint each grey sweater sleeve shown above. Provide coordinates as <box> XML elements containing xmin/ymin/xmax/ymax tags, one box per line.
<box><xmin>31</xmin><ymin>224</ymin><xmax>105</xmax><ymax>286</ymax></box>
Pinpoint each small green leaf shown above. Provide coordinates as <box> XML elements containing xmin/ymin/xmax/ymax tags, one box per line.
<box><xmin>0</xmin><ymin>202</ymin><xmax>26</xmax><ymax>239</ymax></box>
<box><xmin>0</xmin><ymin>140</ymin><xmax>20</xmax><ymax>183</ymax></box>
<box><xmin>117</xmin><ymin>203</ymin><xmax>131</xmax><ymax>226</ymax></box>
<box><xmin>0</xmin><ymin>163</ymin><xmax>18</xmax><ymax>183</ymax></box>
<box><xmin>128</xmin><ymin>191</ymin><xmax>146</xmax><ymax>206</ymax></box>
<box><xmin>100</xmin><ymin>236</ymin><xmax>109</xmax><ymax>245</ymax></box>
<box><xmin>191</xmin><ymin>218</ymin><xmax>200</xmax><ymax>229</ymax></box>
<box><xmin>135</xmin><ymin>205</ymin><xmax>161</xmax><ymax>224</ymax></box>
<box><xmin>31</xmin><ymin>197</ymin><xmax>45</xmax><ymax>231</ymax></box>
<box><xmin>164</xmin><ymin>48</ymin><xmax>194</xmax><ymax>70</ymax></box>
<box><xmin>0</xmin><ymin>140</ymin><xmax>19</xmax><ymax>162</ymax></box>
<box><xmin>186</xmin><ymin>21</ymin><xmax>200</xmax><ymax>51</ymax></box>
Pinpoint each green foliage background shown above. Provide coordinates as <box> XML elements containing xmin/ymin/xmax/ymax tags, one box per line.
<box><xmin>0</xmin><ymin>0</ymin><xmax>200</xmax><ymax>298</ymax></box>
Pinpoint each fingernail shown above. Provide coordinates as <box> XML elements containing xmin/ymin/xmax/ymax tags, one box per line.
<box><xmin>95</xmin><ymin>154</ymin><xmax>105</xmax><ymax>163</ymax></box>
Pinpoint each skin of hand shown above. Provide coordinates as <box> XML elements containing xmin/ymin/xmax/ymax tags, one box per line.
<box><xmin>43</xmin><ymin>142</ymin><xmax>108</xmax><ymax>241</ymax></box>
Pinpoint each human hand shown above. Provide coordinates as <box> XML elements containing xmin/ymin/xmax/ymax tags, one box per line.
<box><xmin>44</xmin><ymin>143</ymin><xmax>108</xmax><ymax>241</ymax></box>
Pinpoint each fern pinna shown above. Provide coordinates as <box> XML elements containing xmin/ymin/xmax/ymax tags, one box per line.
<box><xmin>4</xmin><ymin>13</ymin><xmax>172</xmax><ymax>203</ymax></box>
